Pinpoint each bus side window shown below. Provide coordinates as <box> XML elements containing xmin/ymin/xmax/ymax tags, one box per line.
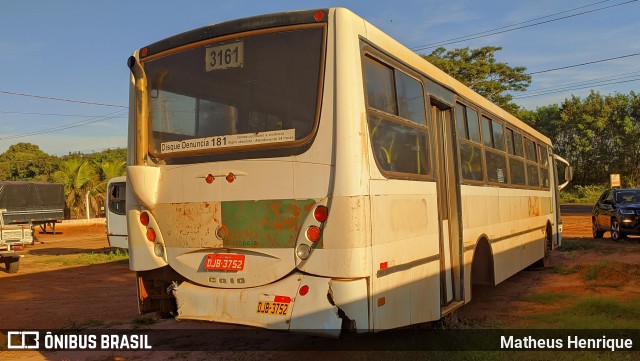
<box><xmin>363</xmin><ymin>55</ymin><xmax>431</xmax><ymax>178</ymax></box>
<box><xmin>459</xmin><ymin>142</ymin><xmax>483</xmax><ymax>181</ymax></box>
<box><xmin>456</xmin><ymin>103</ymin><xmax>484</xmax><ymax>182</ymax></box>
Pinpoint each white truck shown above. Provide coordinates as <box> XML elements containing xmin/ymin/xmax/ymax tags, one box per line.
<box><xmin>0</xmin><ymin>209</ymin><xmax>31</xmax><ymax>273</ymax></box>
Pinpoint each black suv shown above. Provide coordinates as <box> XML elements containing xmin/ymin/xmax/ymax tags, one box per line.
<box><xmin>592</xmin><ymin>188</ymin><xmax>640</xmax><ymax>241</ymax></box>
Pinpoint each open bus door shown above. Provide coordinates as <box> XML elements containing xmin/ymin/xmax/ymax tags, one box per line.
<box><xmin>106</xmin><ymin>176</ymin><xmax>128</xmax><ymax>249</ymax></box>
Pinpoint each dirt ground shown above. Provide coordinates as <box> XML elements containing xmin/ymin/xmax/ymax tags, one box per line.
<box><xmin>0</xmin><ymin>223</ymin><xmax>139</xmax><ymax>329</ymax></box>
<box><xmin>458</xmin><ymin>215</ymin><xmax>640</xmax><ymax>326</ymax></box>
<box><xmin>1</xmin><ymin>215</ymin><xmax>639</xmax><ymax>360</ymax></box>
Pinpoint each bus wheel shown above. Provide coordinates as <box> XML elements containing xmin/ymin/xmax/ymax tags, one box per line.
<box><xmin>542</xmin><ymin>225</ymin><xmax>553</xmax><ymax>267</ymax></box>
<box><xmin>533</xmin><ymin>225</ymin><xmax>553</xmax><ymax>268</ymax></box>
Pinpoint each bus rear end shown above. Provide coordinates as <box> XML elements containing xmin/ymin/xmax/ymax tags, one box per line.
<box><xmin>126</xmin><ymin>9</ymin><xmax>369</xmax><ymax>336</ymax></box>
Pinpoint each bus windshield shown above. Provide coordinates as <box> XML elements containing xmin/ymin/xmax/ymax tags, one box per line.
<box><xmin>142</xmin><ymin>26</ymin><xmax>324</xmax><ymax>158</ymax></box>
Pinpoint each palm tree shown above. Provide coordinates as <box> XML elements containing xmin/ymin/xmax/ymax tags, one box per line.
<box><xmin>93</xmin><ymin>160</ymin><xmax>126</xmax><ymax>214</ymax></box>
<box><xmin>53</xmin><ymin>158</ymin><xmax>100</xmax><ymax>219</ymax></box>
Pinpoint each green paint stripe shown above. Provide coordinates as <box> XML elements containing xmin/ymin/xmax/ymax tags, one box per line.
<box><xmin>221</xmin><ymin>199</ymin><xmax>316</xmax><ymax>249</ymax></box>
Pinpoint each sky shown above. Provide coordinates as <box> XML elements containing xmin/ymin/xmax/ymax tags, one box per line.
<box><xmin>1</xmin><ymin>0</ymin><xmax>638</xmax><ymax>155</ymax></box>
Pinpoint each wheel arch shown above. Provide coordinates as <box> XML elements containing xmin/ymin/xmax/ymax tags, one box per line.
<box><xmin>470</xmin><ymin>235</ymin><xmax>494</xmax><ymax>287</ymax></box>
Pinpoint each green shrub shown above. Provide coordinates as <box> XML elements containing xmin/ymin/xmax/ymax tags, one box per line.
<box><xmin>560</xmin><ymin>184</ymin><xmax>607</xmax><ymax>204</ymax></box>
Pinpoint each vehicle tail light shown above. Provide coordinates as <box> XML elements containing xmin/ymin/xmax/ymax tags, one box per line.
<box><xmin>11</xmin><ymin>245</ymin><xmax>24</xmax><ymax>251</ymax></box>
<box><xmin>314</xmin><ymin>10</ymin><xmax>324</xmax><ymax>21</ymax></box>
<box><xmin>313</xmin><ymin>205</ymin><xmax>328</xmax><ymax>223</ymax></box>
<box><xmin>299</xmin><ymin>285</ymin><xmax>310</xmax><ymax>296</ymax></box>
<box><xmin>306</xmin><ymin>226</ymin><xmax>321</xmax><ymax>242</ymax></box>
<box><xmin>140</xmin><ymin>212</ymin><xmax>149</xmax><ymax>226</ymax></box>
<box><xmin>205</xmin><ymin>174</ymin><xmax>215</xmax><ymax>184</ymax></box>
<box><xmin>146</xmin><ymin>228</ymin><xmax>156</xmax><ymax>242</ymax></box>
<box><xmin>226</xmin><ymin>173</ymin><xmax>236</xmax><ymax>183</ymax></box>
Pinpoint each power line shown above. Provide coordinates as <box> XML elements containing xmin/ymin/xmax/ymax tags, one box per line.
<box><xmin>527</xmin><ymin>53</ymin><xmax>640</xmax><ymax>75</ymax></box>
<box><xmin>0</xmin><ymin>110</ymin><xmax>127</xmax><ymax>141</ymax></box>
<box><xmin>513</xmin><ymin>77</ymin><xmax>640</xmax><ymax>99</ymax></box>
<box><xmin>0</xmin><ymin>90</ymin><xmax>127</xmax><ymax>108</ymax></box>
<box><xmin>0</xmin><ymin>111</ymin><xmax>115</xmax><ymax>118</ymax></box>
<box><xmin>518</xmin><ymin>70</ymin><xmax>640</xmax><ymax>97</ymax></box>
<box><xmin>410</xmin><ymin>0</ymin><xmax>637</xmax><ymax>52</ymax></box>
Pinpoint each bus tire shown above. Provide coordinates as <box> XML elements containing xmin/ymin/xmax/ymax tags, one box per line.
<box><xmin>542</xmin><ymin>225</ymin><xmax>553</xmax><ymax>267</ymax></box>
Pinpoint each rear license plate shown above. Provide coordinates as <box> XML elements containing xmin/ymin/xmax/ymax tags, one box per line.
<box><xmin>256</xmin><ymin>301</ymin><xmax>289</xmax><ymax>316</ymax></box>
<box><xmin>204</xmin><ymin>254</ymin><xmax>245</xmax><ymax>271</ymax></box>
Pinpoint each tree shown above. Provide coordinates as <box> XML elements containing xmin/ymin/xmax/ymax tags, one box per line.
<box><xmin>92</xmin><ymin>159</ymin><xmax>126</xmax><ymax>213</ymax></box>
<box><xmin>524</xmin><ymin>91</ymin><xmax>640</xmax><ymax>187</ymax></box>
<box><xmin>422</xmin><ymin>46</ymin><xmax>531</xmax><ymax>114</ymax></box>
<box><xmin>0</xmin><ymin>143</ymin><xmax>60</xmax><ymax>181</ymax></box>
<box><xmin>53</xmin><ymin>158</ymin><xmax>100</xmax><ymax>219</ymax></box>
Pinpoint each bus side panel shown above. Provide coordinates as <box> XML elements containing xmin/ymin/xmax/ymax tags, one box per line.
<box><xmin>369</xmin><ymin>180</ymin><xmax>441</xmax><ymax>330</ymax></box>
<box><xmin>461</xmin><ymin>186</ymin><xmax>553</xmax><ymax>285</ymax></box>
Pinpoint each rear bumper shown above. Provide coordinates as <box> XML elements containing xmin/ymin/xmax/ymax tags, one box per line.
<box><xmin>173</xmin><ymin>273</ymin><xmax>368</xmax><ymax>336</ymax></box>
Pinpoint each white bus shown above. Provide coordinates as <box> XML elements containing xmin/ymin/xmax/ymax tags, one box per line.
<box><xmin>106</xmin><ymin>176</ymin><xmax>128</xmax><ymax>249</ymax></box>
<box><xmin>125</xmin><ymin>8</ymin><xmax>570</xmax><ymax>336</ymax></box>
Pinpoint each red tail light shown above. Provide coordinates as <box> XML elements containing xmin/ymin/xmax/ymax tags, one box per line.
<box><xmin>146</xmin><ymin>228</ymin><xmax>156</xmax><ymax>242</ymax></box>
<box><xmin>313</xmin><ymin>206</ymin><xmax>328</xmax><ymax>222</ymax></box>
<box><xmin>299</xmin><ymin>285</ymin><xmax>310</xmax><ymax>296</ymax></box>
<box><xmin>140</xmin><ymin>212</ymin><xmax>149</xmax><ymax>226</ymax></box>
<box><xmin>314</xmin><ymin>10</ymin><xmax>324</xmax><ymax>22</ymax></box>
<box><xmin>205</xmin><ymin>174</ymin><xmax>215</xmax><ymax>184</ymax></box>
<box><xmin>306</xmin><ymin>226</ymin><xmax>321</xmax><ymax>242</ymax></box>
<box><xmin>226</xmin><ymin>173</ymin><xmax>236</xmax><ymax>183</ymax></box>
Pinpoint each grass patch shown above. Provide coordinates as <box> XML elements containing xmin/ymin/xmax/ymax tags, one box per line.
<box><xmin>29</xmin><ymin>249</ymin><xmax>129</xmax><ymax>267</ymax></box>
<box><xmin>582</xmin><ymin>262</ymin><xmax>609</xmax><ymax>281</ymax></box>
<box><xmin>528</xmin><ymin>296</ymin><xmax>640</xmax><ymax>329</ymax></box>
<box><xmin>132</xmin><ymin>314</ymin><xmax>157</xmax><ymax>328</ymax></box>
<box><xmin>553</xmin><ymin>265</ymin><xmax>581</xmax><ymax>275</ymax></box>
<box><xmin>523</xmin><ymin>292</ymin><xmax>571</xmax><ymax>305</ymax></box>
<box><xmin>581</xmin><ymin>261</ymin><xmax>640</xmax><ymax>288</ymax></box>
<box><xmin>62</xmin><ymin>319</ymin><xmax>106</xmax><ymax>329</ymax></box>
<box><xmin>558</xmin><ymin>239</ymin><xmax>600</xmax><ymax>252</ymax></box>
<box><xmin>63</xmin><ymin>249</ymin><xmax>129</xmax><ymax>266</ymax></box>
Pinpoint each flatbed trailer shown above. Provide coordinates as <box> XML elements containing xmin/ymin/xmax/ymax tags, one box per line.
<box><xmin>0</xmin><ymin>181</ymin><xmax>65</xmax><ymax>236</ymax></box>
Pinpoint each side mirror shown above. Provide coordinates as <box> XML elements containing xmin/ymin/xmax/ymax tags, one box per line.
<box><xmin>554</xmin><ymin>155</ymin><xmax>572</xmax><ymax>191</ymax></box>
<box><xmin>565</xmin><ymin>166</ymin><xmax>574</xmax><ymax>182</ymax></box>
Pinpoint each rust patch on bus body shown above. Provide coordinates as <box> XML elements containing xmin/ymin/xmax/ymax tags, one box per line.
<box><xmin>528</xmin><ymin>197</ymin><xmax>541</xmax><ymax>217</ymax></box>
<box><xmin>154</xmin><ymin>202</ymin><xmax>223</xmax><ymax>248</ymax></box>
